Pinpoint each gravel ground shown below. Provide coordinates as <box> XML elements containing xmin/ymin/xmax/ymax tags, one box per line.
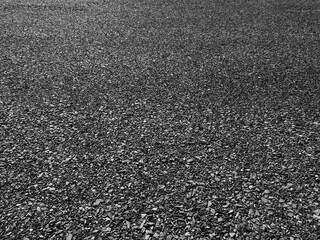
<box><xmin>1</xmin><ymin>0</ymin><xmax>320</xmax><ymax>239</ymax></box>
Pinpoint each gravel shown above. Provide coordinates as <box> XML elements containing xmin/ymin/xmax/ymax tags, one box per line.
<box><xmin>1</xmin><ymin>0</ymin><xmax>320</xmax><ymax>239</ymax></box>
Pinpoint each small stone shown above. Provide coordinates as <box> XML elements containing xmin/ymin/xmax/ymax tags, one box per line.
<box><xmin>187</xmin><ymin>158</ymin><xmax>194</xmax><ymax>163</ymax></box>
<box><xmin>217</xmin><ymin>217</ymin><xmax>224</xmax><ymax>222</ymax></box>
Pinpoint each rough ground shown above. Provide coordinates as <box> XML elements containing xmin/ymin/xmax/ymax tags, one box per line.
<box><xmin>0</xmin><ymin>0</ymin><xmax>319</xmax><ymax>239</ymax></box>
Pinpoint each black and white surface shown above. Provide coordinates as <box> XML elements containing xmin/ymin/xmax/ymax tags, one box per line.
<box><xmin>1</xmin><ymin>0</ymin><xmax>319</xmax><ymax>239</ymax></box>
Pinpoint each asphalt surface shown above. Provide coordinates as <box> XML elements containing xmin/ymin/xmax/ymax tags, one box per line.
<box><xmin>1</xmin><ymin>0</ymin><xmax>320</xmax><ymax>239</ymax></box>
